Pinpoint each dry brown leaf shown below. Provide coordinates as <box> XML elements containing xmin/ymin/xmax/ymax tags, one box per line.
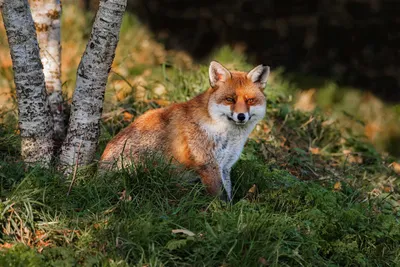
<box><xmin>365</xmin><ymin>122</ymin><xmax>381</xmax><ymax>141</ymax></box>
<box><xmin>171</xmin><ymin>229</ymin><xmax>195</xmax><ymax>237</ymax></box>
<box><xmin>262</xmin><ymin>124</ymin><xmax>270</xmax><ymax>134</ymax></box>
<box><xmin>322</xmin><ymin>119</ymin><xmax>335</xmax><ymax>127</ymax></box>
<box><xmin>369</xmin><ymin>188</ymin><xmax>382</xmax><ymax>197</ymax></box>
<box><xmin>123</xmin><ymin>112</ymin><xmax>134</xmax><ymax>122</ymax></box>
<box><xmin>115</xmin><ymin>90</ymin><xmax>127</xmax><ymax>102</ymax></box>
<box><xmin>118</xmin><ymin>190</ymin><xmax>132</xmax><ymax>201</ymax></box>
<box><xmin>0</xmin><ymin>242</ymin><xmax>14</xmax><ymax>249</ymax></box>
<box><xmin>248</xmin><ymin>184</ymin><xmax>257</xmax><ymax>194</ymax></box>
<box><xmin>389</xmin><ymin>162</ymin><xmax>400</xmax><ymax>175</ymax></box>
<box><xmin>309</xmin><ymin>147</ymin><xmax>320</xmax><ymax>155</ymax></box>
<box><xmin>279</xmin><ymin>136</ymin><xmax>287</xmax><ymax>148</ymax></box>
<box><xmin>153</xmin><ymin>84</ymin><xmax>166</xmax><ymax>96</ymax></box>
<box><xmin>104</xmin><ymin>207</ymin><xmax>116</xmax><ymax>215</ymax></box>
<box><xmin>343</xmin><ymin>150</ymin><xmax>363</xmax><ymax>164</ymax></box>
<box><xmin>245</xmin><ymin>184</ymin><xmax>258</xmax><ymax>201</ymax></box>
<box><xmin>37</xmin><ymin>239</ymin><xmax>52</xmax><ymax>249</ymax></box>
<box><xmin>35</xmin><ymin>230</ymin><xmax>46</xmax><ymax>240</ymax></box>
<box><xmin>343</xmin><ymin>149</ymin><xmax>352</xmax><ymax>155</ymax></box>
<box><xmin>144</xmin><ymin>99</ymin><xmax>171</xmax><ymax>107</ymax></box>
<box><xmin>383</xmin><ymin>185</ymin><xmax>393</xmax><ymax>193</ymax></box>
<box><xmin>349</xmin><ymin>155</ymin><xmax>363</xmax><ymax>164</ymax></box>
<box><xmin>294</xmin><ymin>89</ymin><xmax>316</xmax><ymax>112</ymax></box>
<box><xmin>333</xmin><ymin>181</ymin><xmax>342</xmax><ymax>192</ymax></box>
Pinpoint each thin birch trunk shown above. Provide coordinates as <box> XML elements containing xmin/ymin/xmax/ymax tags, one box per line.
<box><xmin>1</xmin><ymin>0</ymin><xmax>54</xmax><ymax>166</ymax></box>
<box><xmin>59</xmin><ymin>0</ymin><xmax>127</xmax><ymax>173</ymax></box>
<box><xmin>30</xmin><ymin>0</ymin><xmax>66</xmax><ymax>146</ymax></box>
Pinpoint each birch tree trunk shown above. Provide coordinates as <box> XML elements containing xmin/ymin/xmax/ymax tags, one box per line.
<box><xmin>30</xmin><ymin>0</ymin><xmax>66</xmax><ymax>146</ymax></box>
<box><xmin>1</xmin><ymin>0</ymin><xmax>54</xmax><ymax>166</ymax></box>
<box><xmin>59</xmin><ymin>0</ymin><xmax>127</xmax><ymax>173</ymax></box>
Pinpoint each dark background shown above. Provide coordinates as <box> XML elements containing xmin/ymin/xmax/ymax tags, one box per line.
<box><xmin>86</xmin><ymin>0</ymin><xmax>400</xmax><ymax>102</ymax></box>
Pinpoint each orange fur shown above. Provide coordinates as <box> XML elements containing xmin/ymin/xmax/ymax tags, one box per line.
<box><xmin>100</xmin><ymin>62</ymin><xmax>269</xmax><ymax>199</ymax></box>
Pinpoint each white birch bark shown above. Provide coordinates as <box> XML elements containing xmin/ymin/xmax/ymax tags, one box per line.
<box><xmin>59</xmin><ymin>0</ymin><xmax>127</xmax><ymax>173</ymax></box>
<box><xmin>1</xmin><ymin>0</ymin><xmax>54</xmax><ymax>166</ymax></box>
<box><xmin>30</xmin><ymin>0</ymin><xmax>66</xmax><ymax>145</ymax></box>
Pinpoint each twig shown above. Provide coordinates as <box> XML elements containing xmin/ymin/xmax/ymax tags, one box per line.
<box><xmin>101</xmin><ymin>107</ymin><xmax>126</xmax><ymax>121</ymax></box>
<box><xmin>67</xmin><ymin>141</ymin><xmax>82</xmax><ymax>196</ymax></box>
<box><xmin>300</xmin><ymin>116</ymin><xmax>315</xmax><ymax>129</ymax></box>
<box><xmin>277</xmin><ymin>113</ymin><xmax>289</xmax><ymax>132</ymax></box>
<box><xmin>342</xmin><ymin>154</ymin><xmax>349</xmax><ymax>174</ymax></box>
<box><xmin>111</xmin><ymin>70</ymin><xmax>135</xmax><ymax>91</ymax></box>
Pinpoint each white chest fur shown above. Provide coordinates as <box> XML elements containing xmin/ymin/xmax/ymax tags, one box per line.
<box><xmin>201</xmin><ymin>119</ymin><xmax>256</xmax><ymax>170</ymax></box>
<box><xmin>202</xmin><ymin>101</ymin><xmax>266</xmax><ymax>200</ymax></box>
<box><xmin>200</xmin><ymin>118</ymin><xmax>257</xmax><ymax>200</ymax></box>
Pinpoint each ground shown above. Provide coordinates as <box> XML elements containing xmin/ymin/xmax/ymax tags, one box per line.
<box><xmin>0</xmin><ymin>4</ymin><xmax>400</xmax><ymax>266</ymax></box>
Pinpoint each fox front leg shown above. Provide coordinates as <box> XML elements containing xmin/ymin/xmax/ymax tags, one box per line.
<box><xmin>197</xmin><ymin>165</ymin><xmax>223</xmax><ymax>197</ymax></box>
<box><xmin>221</xmin><ymin>168</ymin><xmax>232</xmax><ymax>202</ymax></box>
<box><xmin>197</xmin><ymin>165</ymin><xmax>232</xmax><ymax>202</ymax></box>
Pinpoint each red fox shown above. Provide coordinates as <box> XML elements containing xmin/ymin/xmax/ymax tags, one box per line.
<box><xmin>100</xmin><ymin>61</ymin><xmax>270</xmax><ymax>201</ymax></box>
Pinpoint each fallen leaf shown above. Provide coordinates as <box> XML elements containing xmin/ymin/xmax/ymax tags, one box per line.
<box><xmin>104</xmin><ymin>207</ymin><xmax>116</xmax><ymax>215</ymax></box>
<box><xmin>294</xmin><ymin>89</ymin><xmax>316</xmax><ymax>112</ymax></box>
<box><xmin>322</xmin><ymin>119</ymin><xmax>335</xmax><ymax>127</ymax></box>
<box><xmin>144</xmin><ymin>99</ymin><xmax>171</xmax><ymax>107</ymax></box>
<box><xmin>369</xmin><ymin>188</ymin><xmax>382</xmax><ymax>197</ymax></box>
<box><xmin>171</xmin><ymin>229</ymin><xmax>195</xmax><ymax>237</ymax></box>
<box><xmin>365</xmin><ymin>122</ymin><xmax>381</xmax><ymax>141</ymax></box>
<box><xmin>248</xmin><ymin>184</ymin><xmax>257</xmax><ymax>194</ymax></box>
<box><xmin>35</xmin><ymin>230</ymin><xmax>47</xmax><ymax>240</ymax></box>
<box><xmin>343</xmin><ymin>149</ymin><xmax>352</xmax><ymax>155</ymax></box>
<box><xmin>0</xmin><ymin>243</ymin><xmax>14</xmax><ymax>249</ymax></box>
<box><xmin>153</xmin><ymin>84</ymin><xmax>166</xmax><ymax>96</ymax></box>
<box><xmin>309</xmin><ymin>147</ymin><xmax>320</xmax><ymax>155</ymax></box>
<box><xmin>279</xmin><ymin>136</ymin><xmax>287</xmax><ymax>148</ymax></box>
<box><xmin>348</xmin><ymin>155</ymin><xmax>363</xmax><ymax>164</ymax></box>
<box><xmin>383</xmin><ymin>185</ymin><xmax>393</xmax><ymax>193</ymax></box>
<box><xmin>36</xmin><ymin>239</ymin><xmax>52</xmax><ymax>249</ymax></box>
<box><xmin>389</xmin><ymin>162</ymin><xmax>400</xmax><ymax>175</ymax></box>
<box><xmin>123</xmin><ymin>111</ymin><xmax>134</xmax><ymax>122</ymax></box>
<box><xmin>118</xmin><ymin>190</ymin><xmax>132</xmax><ymax>201</ymax></box>
<box><xmin>245</xmin><ymin>184</ymin><xmax>258</xmax><ymax>201</ymax></box>
<box><xmin>343</xmin><ymin>150</ymin><xmax>363</xmax><ymax>163</ymax></box>
<box><xmin>333</xmin><ymin>181</ymin><xmax>342</xmax><ymax>192</ymax></box>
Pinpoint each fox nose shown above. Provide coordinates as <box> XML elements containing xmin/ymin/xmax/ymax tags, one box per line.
<box><xmin>237</xmin><ymin>113</ymin><xmax>246</xmax><ymax>121</ymax></box>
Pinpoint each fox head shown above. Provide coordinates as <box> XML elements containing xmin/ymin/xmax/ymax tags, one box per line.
<box><xmin>208</xmin><ymin>61</ymin><xmax>269</xmax><ymax>126</ymax></box>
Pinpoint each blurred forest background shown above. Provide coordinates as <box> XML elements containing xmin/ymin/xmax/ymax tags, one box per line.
<box><xmin>86</xmin><ymin>0</ymin><xmax>400</xmax><ymax>102</ymax></box>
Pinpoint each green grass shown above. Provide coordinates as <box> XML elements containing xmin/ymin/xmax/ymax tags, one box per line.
<box><xmin>0</xmin><ymin>150</ymin><xmax>399</xmax><ymax>266</ymax></box>
<box><xmin>1</xmin><ymin>3</ymin><xmax>400</xmax><ymax>266</ymax></box>
<box><xmin>1</xmin><ymin>60</ymin><xmax>400</xmax><ymax>265</ymax></box>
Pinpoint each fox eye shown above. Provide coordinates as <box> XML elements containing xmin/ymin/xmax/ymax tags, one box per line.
<box><xmin>246</xmin><ymin>98</ymin><xmax>255</xmax><ymax>104</ymax></box>
<box><xmin>225</xmin><ymin>97</ymin><xmax>235</xmax><ymax>103</ymax></box>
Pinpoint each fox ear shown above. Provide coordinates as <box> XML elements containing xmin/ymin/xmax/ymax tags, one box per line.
<box><xmin>247</xmin><ymin>64</ymin><xmax>270</xmax><ymax>89</ymax></box>
<box><xmin>209</xmin><ymin>61</ymin><xmax>231</xmax><ymax>87</ymax></box>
